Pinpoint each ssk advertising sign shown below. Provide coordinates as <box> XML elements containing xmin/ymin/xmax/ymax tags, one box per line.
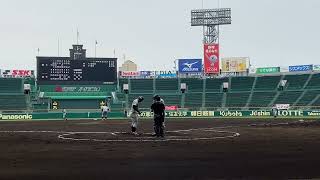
<box><xmin>178</xmin><ymin>59</ymin><xmax>202</xmax><ymax>73</ymax></box>
<box><xmin>1</xmin><ymin>69</ymin><xmax>35</xmax><ymax>78</ymax></box>
<box><xmin>204</xmin><ymin>44</ymin><xmax>219</xmax><ymax>74</ymax></box>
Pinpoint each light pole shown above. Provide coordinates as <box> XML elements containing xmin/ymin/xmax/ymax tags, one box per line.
<box><xmin>173</xmin><ymin>59</ymin><xmax>179</xmax><ymax>77</ymax></box>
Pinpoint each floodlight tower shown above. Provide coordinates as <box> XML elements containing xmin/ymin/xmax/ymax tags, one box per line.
<box><xmin>191</xmin><ymin>8</ymin><xmax>231</xmax><ymax>74</ymax></box>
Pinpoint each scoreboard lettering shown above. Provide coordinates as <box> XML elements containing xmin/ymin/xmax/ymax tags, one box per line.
<box><xmin>37</xmin><ymin>57</ymin><xmax>117</xmax><ymax>84</ymax></box>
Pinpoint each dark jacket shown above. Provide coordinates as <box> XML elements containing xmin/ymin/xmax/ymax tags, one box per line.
<box><xmin>151</xmin><ymin>101</ymin><xmax>165</xmax><ymax>117</ymax></box>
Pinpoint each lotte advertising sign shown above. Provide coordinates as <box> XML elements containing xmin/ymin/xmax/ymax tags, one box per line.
<box><xmin>204</xmin><ymin>44</ymin><xmax>219</xmax><ymax>74</ymax></box>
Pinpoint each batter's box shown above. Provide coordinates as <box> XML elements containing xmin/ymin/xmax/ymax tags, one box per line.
<box><xmin>58</xmin><ymin>128</ymin><xmax>240</xmax><ymax>142</ymax></box>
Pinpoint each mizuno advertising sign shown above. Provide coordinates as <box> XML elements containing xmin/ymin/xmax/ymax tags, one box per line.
<box><xmin>178</xmin><ymin>59</ymin><xmax>202</xmax><ymax>73</ymax></box>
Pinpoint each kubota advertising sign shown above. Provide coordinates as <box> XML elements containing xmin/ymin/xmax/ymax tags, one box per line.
<box><xmin>204</xmin><ymin>44</ymin><xmax>219</xmax><ymax>74</ymax></box>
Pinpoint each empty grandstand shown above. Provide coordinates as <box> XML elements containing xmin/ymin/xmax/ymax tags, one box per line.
<box><xmin>114</xmin><ymin>72</ymin><xmax>320</xmax><ymax>111</ymax></box>
<box><xmin>2</xmin><ymin>71</ymin><xmax>320</xmax><ymax>112</ymax></box>
<box><xmin>0</xmin><ymin>78</ymin><xmax>28</xmax><ymax>111</ymax></box>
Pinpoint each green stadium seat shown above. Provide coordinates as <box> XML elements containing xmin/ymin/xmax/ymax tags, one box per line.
<box><xmin>185</xmin><ymin>93</ymin><xmax>202</xmax><ymax>109</ymax></box>
<box><xmin>273</xmin><ymin>91</ymin><xmax>302</xmax><ymax>105</ymax></box>
<box><xmin>206</xmin><ymin>78</ymin><xmax>226</xmax><ymax>92</ymax></box>
<box><xmin>249</xmin><ymin>92</ymin><xmax>277</xmax><ymax>108</ymax></box>
<box><xmin>180</xmin><ymin>78</ymin><xmax>203</xmax><ymax>92</ymax></box>
<box><xmin>254</xmin><ymin>76</ymin><xmax>281</xmax><ymax>91</ymax></box>
<box><xmin>0</xmin><ymin>78</ymin><xmax>24</xmax><ymax>93</ymax></box>
<box><xmin>130</xmin><ymin>79</ymin><xmax>153</xmax><ymax>93</ymax></box>
<box><xmin>158</xmin><ymin>94</ymin><xmax>181</xmax><ymax>106</ymax></box>
<box><xmin>231</xmin><ymin>77</ymin><xmax>255</xmax><ymax>91</ymax></box>
<box><xmin>226</xmin><ymin>92</ymin><xmax>250</xmax><ymax>108</ymax></box>
<box><xmin>0</xmin><ymin>95</ymin><xmax>27</xmax><ymax>110</ymax></box>
<box><xmin>205</xmin><ymin>93</ymin><xmax>223</xmax><ymax>108</ymax></box>
<box><xmin>295</xmin><ymin>90</ymin><xmax>320</xmax><ymax>106</ymax></box>
<box><xmin>116</xmin><ymin>92</ymin><xmax>126</xmax><ymax>102</ymax></box>
<box><xmin>155</xmin><ymin>79</ymin><xmax>178</xmax><ymax>92</ymax></box>
<box><xmin>283</xmin><ymin>74</ymin><xmax>310</xmax><ymax>90</ymax></box>
<box><xmin>311</xmin><ymin>97</ymin><xmax>320</xmax><ymax>109</ymax></box>
<box><xmin>305</xmin><ymin>73</ymin><xmax>320</xmax><ymax>89</ymax></box>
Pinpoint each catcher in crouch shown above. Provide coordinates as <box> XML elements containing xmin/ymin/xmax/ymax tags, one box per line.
<box><xmin>151</xmin><ymin>95</ymin><xmax>166</xmax><ymax>137</ymax></box>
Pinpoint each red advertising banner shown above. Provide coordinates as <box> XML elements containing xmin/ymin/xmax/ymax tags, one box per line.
<box><xmin>204</xmin><ymin>44</ymin><xmax>219</xmax><ymax>74</ymax></box>
<box><xmin>165</xmin><ymin>106</ymin><xmax>178</xmax><ymax>111</ymax></box>
<box><xmin>120</xmin><ymin>71</ymin><xmax>140</xmax><ymax>77</ymax></box>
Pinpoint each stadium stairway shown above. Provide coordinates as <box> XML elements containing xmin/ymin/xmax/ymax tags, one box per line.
<box><xmin>295</xmin><ymin>90</ymin><xmax>320</xmax><ymax>107</ymax></box>
<box><xmin>283</xmin><ymin>74</ymin><xmax>310</xmax><ymax>90</ymax></box>
<box><xmin>307</xmin><ymin>95</ymin><xmax>320</xmax><ymax>109</ymax></box>
<box><xmin>305</xmin><ymin>73</ymin><xmax>320</xmax><ymax>89</ymax></box>
<box><xmin>244</xmin><ymin>76</ymin><xmax>258</xmax><ymax>108</ymax></box>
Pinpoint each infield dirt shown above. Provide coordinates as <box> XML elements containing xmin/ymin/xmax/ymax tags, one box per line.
<box><xmin>0</xmin><ymin>119</ymin><xmax>319</xmax><ymax>179</ymax></box>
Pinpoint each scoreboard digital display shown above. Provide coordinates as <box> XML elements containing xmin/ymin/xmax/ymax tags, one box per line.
<box><xmin>37</xmin><ymin>57</ymin><xmax>117</xmax><ymax>84</ymax></box>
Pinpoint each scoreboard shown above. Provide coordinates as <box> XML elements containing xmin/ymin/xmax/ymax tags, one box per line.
<box><xmin>37</xmin><ymin>57</ymin><xmax>117</xmax><ymax>84</ymax></box>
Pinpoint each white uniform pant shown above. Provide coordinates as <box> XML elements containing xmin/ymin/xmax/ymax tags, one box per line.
<box><xmin>130</xmin><ymin>113</ymin><xmax>139</xmax><ymax>128</ymax></box>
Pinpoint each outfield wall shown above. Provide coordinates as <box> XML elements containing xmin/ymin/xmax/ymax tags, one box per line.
<box><xmin>0</xmin><ymin>110</ymin><xmax>319</xmax><ymax>121</ymax></box>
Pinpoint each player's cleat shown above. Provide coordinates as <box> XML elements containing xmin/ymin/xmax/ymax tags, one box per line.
<box><xmin>151</xmin><ymin>133</ymin><xmax>157</xmax><ymax>137</ymax></box>
<box><xmin>132</xmin><ymin>132</ymin><xmax>139</xmax><ymax>136</ymax></box>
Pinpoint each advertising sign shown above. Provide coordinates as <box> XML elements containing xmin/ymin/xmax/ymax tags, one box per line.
<box><xmin>121</xmin><ymin>71</ymin><xmax>140</xmax><ymax>77</ymax></box>
<box><xmin>139</xmin><ymin>71</ymin><xmax>152</xmax><ymax>77</ymax></box>
<box><xmin>154</xmin><ymin>71</ymin><xmax>177</xmax><ymax>78</ymax></box>
<box><xmin>275</xmin><ymin>104</ymin><xmax>290</xmax><ymax>110</ymax></box>
<box><xmin>1</xmin><ymin>110</ymin><xmax>320</xmax><ymax>121</ymax></box>
<box><xmin>221</xmin><ymin>57</ymin><xmax>248</xmax><ymax>72</ymax></box>
<box><xmin>204</xmin><ymin>44</ymin><xmax>219</xmax><ymax>74</ymax></box>
<box><xmin>1</xmin><ymin>70</ymin><xmax>35</xmax><ymax>78</ymax></box>
<box><xmin>55</xmin><ymin>86</ymin><xmax>102</xmax><ymax>92</ymax></box>
<box><xmin>256</xmin><ymin>67</ymin><xmax>280</xmax><ymax>74</ymax></box>
<box><xmin>313</xmin><ymin>65</ymin><xmax>320</xmax><ymax>71</ymax></box>
<box><xmin>165</xmin><ymin>106</ymin><xmax>178</xmax><ymax>111</ymax></box>
<box><xmin>289</xmin><ymin>65</ymin><xmax>312</xmax><ymax>72</ymax></box>
<box><xmin>178</xmin><ymin>59</ymin><xmax>202</xmax><ymax>73</ymax></box>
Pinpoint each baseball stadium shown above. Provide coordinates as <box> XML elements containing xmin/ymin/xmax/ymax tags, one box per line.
<box><xmin>1</xmin><ymin>2</ymin><xmax>320</xmax><ymax>180</ymax></box>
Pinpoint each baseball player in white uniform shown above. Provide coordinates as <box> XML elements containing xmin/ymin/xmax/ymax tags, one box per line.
<box><xmin>62</xmin><ymin>109</ymin><xmax>67</xmax><ymax>121</ymax></box>
<box><xmin>129</xmin><ymin>96</ymin><xmax>144</xmax><ymax>135</ymax></box>
<box><xmin>101</xmin><ymin>104</ymin><xmax>110</xmax><ymax>120</ymax></box>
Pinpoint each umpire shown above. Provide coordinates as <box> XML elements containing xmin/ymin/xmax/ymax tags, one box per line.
<box><xmin>151</xmin><ymin>95</ymin><xmax>165</xmax><ymax>137</ymax></box>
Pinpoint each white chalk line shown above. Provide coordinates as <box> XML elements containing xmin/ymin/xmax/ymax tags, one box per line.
<box><xmin>0</xmin><ymin>127</ymin><xmax>240</xmax><ymax>142</ymax></box>
<box><xmin>0</xmin><ymin>120</ymin><xmax>314</xmax><ymax>142</ymax></box>
<box><xmin>58</xmin><ymin>128</ymin><xmax>240</xmax><ymax>142</ymax></box>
